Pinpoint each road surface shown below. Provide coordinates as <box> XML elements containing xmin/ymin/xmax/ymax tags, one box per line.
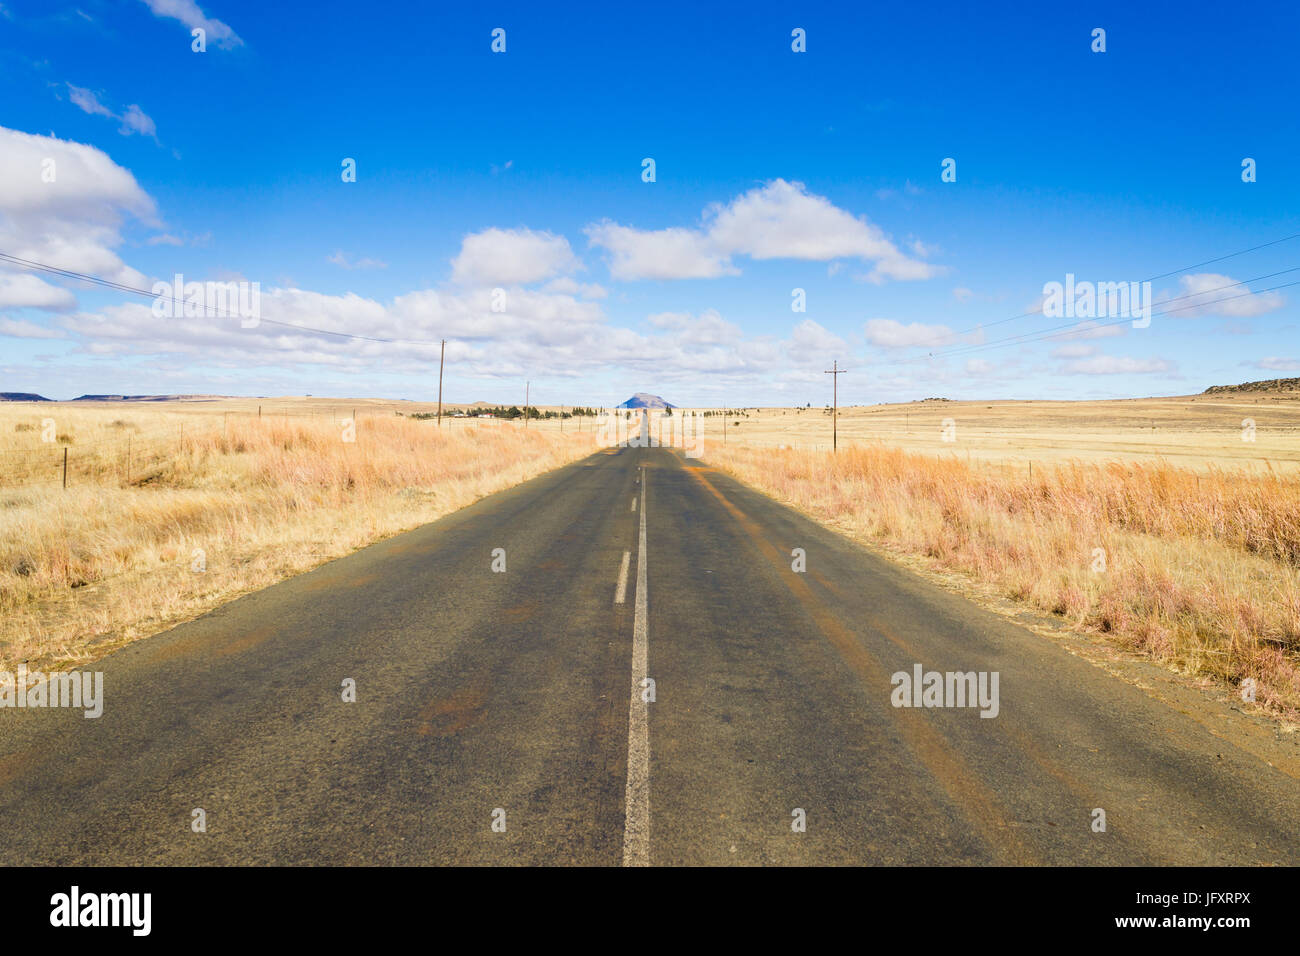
<box><xmin>1</xmin><ymin>445</ymin><xmax>1297</xmax><ymax>865</ymax></box>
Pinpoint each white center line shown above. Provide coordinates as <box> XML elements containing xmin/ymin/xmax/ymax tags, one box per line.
<box><xmin>631</xmin><ymin>496</ymin><xmax>637</xmax><ymax>512</ymax></box>
<box><xmin>614</xmin><ymin>550</ymin><xmax>631</xmax><ymax>604</ymax></box>
<box><xmin>622</xmin><ymin>465</ymin><xmax>650</xmax><ymax>866</ymax></box>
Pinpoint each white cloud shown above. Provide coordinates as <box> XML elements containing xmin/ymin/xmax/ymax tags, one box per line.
<box><xmin>450</xmin><ymin>227</ymin><xmax>580</xmax><ymax>286</ymax></box>
<box><xmin>710</xmin><ymin>180</ymin><xmax>901</xmax><ymax>263</ymax></box>
<box><xmin>586</xmin><ymin>179</ymin><xmax>939</xmax><ymax>283</ymax></box>
<box><xmin>1050</xmin><ymin>343</ymin><xmax>1096</xmax><ymax>358</ymax></box>
<box><xmin>0</xmin><ymin>126</ymin><xmax>156</xmax><ymax>306</ymax></box>
<box><xmin>67</xmin><ymin>85</ymin><xmax>113</xmax><ymax>118</ymax></box>
<box><xmin>0</xmin><ymin>317</ymin><xmax>65</xmax><ymax>339</ymax></box>
<box><xmin>858</xmin><ymin>255</ymin><xmax>944</xmax><ymax>284</ymax></box>
<box><xmin>66</xmin><ymin>85</ymin><xmax>160</xmax><ymax>141</ymax></box>
<box><xmin>119</xmin><ymin>104</ymin><xmax>157</xmax><ymax>139</ymax></box>
<box><xmin>1057</xmin><ymin>320</ymin><xmax>1125</xmax><ymax>340</ymax></box>
<box><xmin>788</xmin><ymin>318</ymin><xmax>846</xmax><ymax>355</ymax></box>
<box><xmin>661</xmin><ymin>309</ymin><xmax>741</xmax><ymax>346</ymax></box>
<box><xmin>1060</xmin><ymin>355</ymin><xmax>1172</xmax><ymax>375</ymax></box>
<box><xmin>328</xmin><ymin>251</ymin><xmax>387</xmax><ymax>270</ymax></box>
<box><xmin>146</xmin><ymin>230</ymin><xmax>209</xmax><ymax>247</ymax></box>
<box><xmin>875</xmin><ymin>181</ymin><xmax>922</xmax><ymax>201</ymax></box>
<box><xmin>584</xmin><ymin>222</ymin><xmax>734</xmax><ymax>280</ymax></box>
<box><xmin>542</xmin><ymin>277</ymin><xmax>606</xmax><ymax>298</ymax></box>
<box><xmin>952</xmin><ymin>286</ymin><xmax>975</xmax><ymax>302</ymax></box>
<box><xmin>140</xmin><ymin>0</ymin><xmax>242</xmax><ymax>49</ymax></box>
<box><xmin>863</xmin><ymin>318</ymin><xmax>957</xmax><ymax>349</ymax></box>
<box><xmin>1252</xmin><ymin>357</ymin><xmax>1300</xmax><ymax>371</ymax></box>
<box><xmin>0</xmin><ymin>273</ymin><xmax>77</xmax><ymax>310</ymax></box>
<box><xmin>1167</xmin><ymin>273</ymin><xmax>1286</xmax><ymax>318</ymax></box>
<box><xmin>964</xmin><ymin>358</ymin><xmax>995</xmax><ymax>374</ymax></box>
<box><xmin>58</xmin><ymin>284</ymin><xmax>851</xmax><ymax>394</ymax></box>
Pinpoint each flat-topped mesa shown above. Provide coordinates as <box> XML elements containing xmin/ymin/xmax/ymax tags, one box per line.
<box><xmin>616</xmin><ymin>393</ymin><xmax>675</xmax><ymax>409</ymax></box>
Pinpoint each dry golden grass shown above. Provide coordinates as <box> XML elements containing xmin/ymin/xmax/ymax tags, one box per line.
<box><xmin>714</xmin><ymin>392</ymin><xmax>1300</xmax><ymax>474</ymax></box>
<box><xmin>0</xmin><ymin>400</ymin><xmax>595</xmax><ymax>671</ymax></box>
<box><xmin>704</xmin><ymin>436</ymin><xmax>1300</xmax><ymax>718</ymax></box>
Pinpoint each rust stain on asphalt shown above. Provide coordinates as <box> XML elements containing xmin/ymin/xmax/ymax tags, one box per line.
<box><xmin>418</xmin><ymin>684</ymin><xmax>489</xmax><ymax>736</ymax></box>
<box><xmin>212</xmin><ymin>625</ymin><xmax>280</xmax><ymax>658</ymax></box>
<box><xmin>0</xmin><ymin>747</ymin><xmax>41</xmax><ymax>787</ymax></box>
<box><xmin>301</xmin><ymin>571</ymin><xmax>380</xmax><ymax>592</ymax></box>
<box><xmin>686</xmin><ymin>464</ymin><xmax>1040</xmax><ymax>865</ymax></box>
<box><xmin>504</xmin><ymin>601</ymin><xmax>539</xmax><ymax>622</ymax></box>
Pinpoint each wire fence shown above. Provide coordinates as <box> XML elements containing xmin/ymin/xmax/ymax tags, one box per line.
<box><xmin>0</xmin><ymin>404</ymin><xmax>603</xmax><ymax>492</ymax></box>
<box><xmin>0</xmin><ymin>406</ymin><xmax>390</xmax><ymax>491</ymax></box>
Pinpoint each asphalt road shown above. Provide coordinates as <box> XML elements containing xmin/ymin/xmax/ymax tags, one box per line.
<box><xmin>2</xmin><ymin>443</ymin><xmax>1298</xmax><ymax>865</ymax></box>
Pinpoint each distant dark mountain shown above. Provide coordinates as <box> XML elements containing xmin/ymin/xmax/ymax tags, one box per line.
<box><xmin>71</xmin><ymin>394</ymin><xmax>225</xmax><ymax>402</ymax></box>
<box><xmin>0</xmin><ymin>392</ymin><xmax>51</xmax><ymax>402</ymax></box>
<box><xmin>1203</xmin><ymin>377</ymin><xmax>1300</xmax><ymax>395</ymax></box>
<box><xmin>616</xmin><ymin>393</ymin><xmax>675</xmax><ymax>409</ymax></box>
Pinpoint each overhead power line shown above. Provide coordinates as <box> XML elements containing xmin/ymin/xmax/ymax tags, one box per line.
<box><xmin>917</xmin><ymin>268</ymin><xmax>1300</xmax><ymax>364</ymax></box>
<box><xmin>946</xmin><ymin>231</ymin><xmax>1300</xmax><ymax>339</ymax></box>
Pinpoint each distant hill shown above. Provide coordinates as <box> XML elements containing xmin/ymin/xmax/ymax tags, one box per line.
<box><xmin>0</xmin><ymin>392</ymin><xmax>51</xmax><ymax>402</ymax></box>
<box><xmin>71</xmin><ymin>394</ymin><xmax>226</xmax><ymax>402</ymax></box>
<box><xmin>1203</xmin><ymin>377</ymin><xmax>1300</xmax><ymax>395</ymax></box>
<box><xmin>616</xmin><ymin>392</ymin><xmax>675</xmax><ymax>409</ymax></box>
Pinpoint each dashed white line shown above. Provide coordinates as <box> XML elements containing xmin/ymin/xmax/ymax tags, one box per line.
<box><xmin>623</xmin><ymin>465</ymin><xmax>650</xmax><ymax>866</ymax></box>
<box><xmin>631</xmin><ymin>496</ymin><xmax>637</xmax><ymax>512</ymax></box>
<box><xmin>614</xmin><ymin>550</ymin><xmax>630</xmax><ymax>604</ymax></box>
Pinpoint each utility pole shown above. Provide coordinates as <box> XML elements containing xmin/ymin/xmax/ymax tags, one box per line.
<box><xmin>437</xmin><ymin>339</ymin><xmax>446</xmax><ymax>426</ymax></box>
<box><xmin>525</xmin><ymin>381</ymin><xmax>530</xmax><ymax>428</ymax></box>
<box><xmin>825</xmin><ymin>360</ymin><xmax>847</xmax><ymax>452</ymax></box>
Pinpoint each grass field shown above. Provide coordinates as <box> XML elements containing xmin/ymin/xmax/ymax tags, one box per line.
<box><xmin>0</xmin><ymin>398</ymin><xmax>596</xmax><ymax>672</ymax></box>
<box><xmin>7</xmin><ymin>389</ymin><xmax>1300</xmax><ymax>718</ymax></box>
<box><xmin>710</xmin><ymin>392</ymin><xmax>1300</xmax><ymax>474</ymax></box>
<box><xmin>703</xmin><ymin>389</ymin><xmax>1300</xmax><ymax>718</ymax></box>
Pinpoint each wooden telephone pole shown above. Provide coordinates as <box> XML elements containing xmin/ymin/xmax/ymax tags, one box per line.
<box><xmin>524</xmin><ymin>381</ymin><xmax>530</xmax><ymax>428</ymax></box>
<box><xmin>825</xmin><ymin>360</ymin><xmax>847</xmax><ymax>452</ymax></box>
<box><xmin>436</xmin><ymin>339</ymin><xmax>446</xmax><ymax>426</ymax></box>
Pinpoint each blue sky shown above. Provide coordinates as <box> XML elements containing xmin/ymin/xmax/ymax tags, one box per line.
<box><xmin>1</xmin><ymin>0</ymin><xmax>1297</xmax><ymax>406</ymax></box>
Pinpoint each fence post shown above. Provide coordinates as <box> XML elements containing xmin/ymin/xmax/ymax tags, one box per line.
<box><xmin>62</xmin><ymin>447</ymin><xmax>68</xmax><ymax>489</ymax></box>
